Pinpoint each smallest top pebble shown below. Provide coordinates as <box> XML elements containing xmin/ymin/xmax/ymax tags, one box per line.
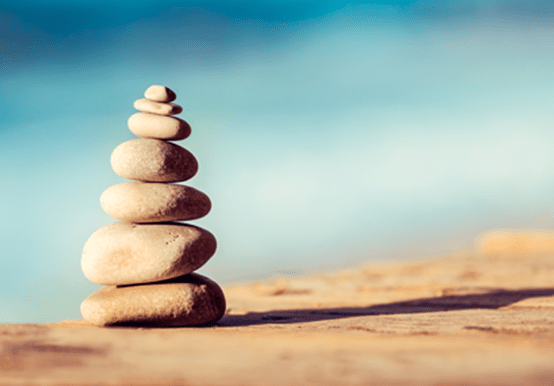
<box><xmin>144</xmin><ymin>85</ymin><xmax>177</xmax><ymax>102</ymax></box>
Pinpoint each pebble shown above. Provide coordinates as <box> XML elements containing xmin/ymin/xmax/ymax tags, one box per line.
<box><xmin>80</xmin><ymin>273</ymin><xmax>226</xmax><ymax>327</ymax></box>
<box><xmin>80</xmin><ymin>84</ymin><xmax>224</xmax><ymax>328</ymax></box>
<box><xmin>133</xmin><ymin>99</ymin><xmax>183</xmax><ymax>116</ymax></box>
<box><xmin>111</xmin><ymin>138</ymin><xmax>198</xmax><ymax>182</ymax></box>
<box><xmin>100</xmin><ymin>182</ymin><xmax>211</xmax><ymax>223</ymax></box>
<box><xmin>144</xmin><ymin>85</ymin><xmax>177</xmax><ymax>102</ymax></box>
<box><xmin>82</xmin><ymin>222</ymin><xmax>216</xmax><ymax>286</ymax></box>
<box><xmin>128</xmin><ymin>112</ymin><xmax>191</xmax><ymax>141</ymax></box>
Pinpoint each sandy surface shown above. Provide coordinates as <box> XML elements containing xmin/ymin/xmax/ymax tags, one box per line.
<box><xmin>3</xmin><ymin>231</ymin><xmax>554</xmax><ymax>385</ymax></box>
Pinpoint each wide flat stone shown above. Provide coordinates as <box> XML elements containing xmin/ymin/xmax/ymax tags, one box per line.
<box><xmin>128</xmin><ymin>112</ymin><xmax>191</xmax><ymax>141</ymax></box>
<box><xmin>80</xmin><ymin>273</ymin><xmax>226</xmax><ymax>327</ymax></box>
<box><xmin>144</xmin><ymin>85</ymin><xmax>176</xmax><ymax>102</ymax></box>
<box><xmin>100</xmin><ymin>182</ymin><xmax>211</xmax><ymax>223</ymax></box>
<box><xmin>82</xmin><ymin>222</ymin><xmax>216</xmax><ymax>286</ymax></box>
<box><xmin>111</xmin><ymin>138</ymin><xmax>198</xmax><ymax>182</ymax></box>
<box><xmin>133</xmin><ymin>99</ymin><xmax>183</xmax><ymax>116</ymax></box>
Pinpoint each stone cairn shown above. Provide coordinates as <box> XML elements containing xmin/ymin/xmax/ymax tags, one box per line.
<box><xmin>80</xmin><ymin>85</ymin><xmax>226</xmax><ymax>327</ymax></box>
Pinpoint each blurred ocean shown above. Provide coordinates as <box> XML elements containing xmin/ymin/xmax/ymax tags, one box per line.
<box><xmin>1</xmin><ymin>0</ymin><xmax>554</xmax><ymax>322</ymax></box>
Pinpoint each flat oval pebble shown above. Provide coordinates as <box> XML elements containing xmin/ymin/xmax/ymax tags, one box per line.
<box><xmin>133</xmin><ymin>98</ymin><xmax>182</xmax><ymax>116</ymax></box>
<box><xmin>144</xmin><ymin>85</ymin><xmax>176</xmax><ymax>102</ymax></box>
<box><xmin>82</xmin><ymin>222</ymin><xmax>216</xmax><ymax>286</ymax></box>
<box><xmin>80</xmin><ymin>273</ymin><xmax>226</xmax><ymax>327</ymax></box>
<box><xmin>100</xmin><ymin>182</ymin><xmax>211</xmax><ymax>223</ymax></box>
<box><xmin>111</xmin><ymin>139</ymin><xmax>198</xmax><ymax>182</ymax></box>
<box><xmin>128</xmin><ymin>112</ymin><xmax>191</xmax><ymax>140</ymax></box>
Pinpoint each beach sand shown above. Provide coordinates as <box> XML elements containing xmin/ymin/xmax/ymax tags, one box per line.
<box><xmin>2</xmin><ymin>230</ymin><xmax>554</xmax><ymax>385</ymax></box>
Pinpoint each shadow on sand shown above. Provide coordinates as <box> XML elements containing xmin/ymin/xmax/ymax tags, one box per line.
<box><xmin>217</xmin><ymin>288</ymin><xmax>554</xmax><ymax>327</ymax></box>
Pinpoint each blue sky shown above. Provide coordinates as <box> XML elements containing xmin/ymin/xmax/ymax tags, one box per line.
<box><xmin>1</xmin><ymin>0</ymin><xmax>554</xmax><ymax>322</ymax></box>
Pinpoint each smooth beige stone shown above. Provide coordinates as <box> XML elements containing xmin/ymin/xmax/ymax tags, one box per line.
<box><xmin>81</xmin><ymin>273</ymin><xmax>226</xmax><ymax>327</ymax></box>
<box><xmin>111</xmin><ymin>139</ymin><xmax>198</xmax><ymax>183</ymax></box>
<box><xmin>128</xmin><ymin>112</ymin><xmax>191</xmax><ymax>141</ymax></box>
<box><xmin>134</xmin><ymin>99</ymin><xmax>183</xmax><ymax>116</ymax></box>
<box><xmin>81</xmin><ymin>222</ymin><xmax>216</xmax><ymax>286</ymax></box>
<box><xmin>144</xmin><ymin>85</ymin><xmax>177</xmax><ymax>102</ymax></box>
<box><xmin>100</xmin><ymin>182</ymin><xmax>211</xmax><ymax>223</ymax></box>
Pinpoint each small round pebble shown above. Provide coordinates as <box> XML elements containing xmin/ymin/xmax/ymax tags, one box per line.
<box><xmin>82</xmin><ymin>222</ymin><xmax>217</xmax><ymax>286</ymax></box>
<box><xmin>128</xmin><ymin>112</ymin><xmax>191</xmax><ymax>141</ymax></box>
<box><xmin>134</xmin><ymin>99</ymin><xmax>183</xmax><ymax>116</ymax></box>
<box><xmin>100</xmin><ymin>182</ymin><xmax>211</xmax><ymax>223</ymax></box>
<box><xmin>80</xmin><ymin>273</ymin><xmax>226</xmax><ymax>327</ymax></box>
<box><xmin>144</xmin><ymin>85</ymin><xmax>177</xmax><ymax>102</ymax></box>
<box><xmin>111</xmin><ymin>138</ymin><xmax>198</xmax><ymax>182</ymax></box>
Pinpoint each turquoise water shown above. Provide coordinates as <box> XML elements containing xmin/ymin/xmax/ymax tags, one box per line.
<box><xmin>1</xmin><ymin>0</ymin><xmax>554</xmax><ymax>322</ymax></box>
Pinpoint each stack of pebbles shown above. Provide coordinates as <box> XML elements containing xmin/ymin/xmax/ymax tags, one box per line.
<box><xmin>80</xmin><ymin>85</ymin><xmax>226</xmax><ymax>327</ymax></box>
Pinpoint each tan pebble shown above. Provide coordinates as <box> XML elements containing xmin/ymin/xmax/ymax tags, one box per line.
<box><xmin>133</xmin><ymin>99</ymin><xmax>183</xmax><ymax>116</ymax></box>
<box><xmin>144</xmin><ymin>85</ymin><xmax>176</xmax><ymax>102</ymax></box>
<box><xmin>128</xmin><ymin>112</ymin><xmax>191</xmax><ymax>141</ymax></box>
<box><xmin>111</xmin><ymin>139</ymin><xmax>198</xmax><ymax>182</ymax></box>
<box><xmin>80</xmin><ymin>273</ymin><xmax>226</xmax><ymax>327</ymax></box>
<box><xmin>100</xmin><ymin>182</ymin><xmax>211</xmax><ymax>223</ymax></box>
<box><xmin>82</xmin><ymin>222</ymin><xmax>216</xmax><ymax>286</ymax></box>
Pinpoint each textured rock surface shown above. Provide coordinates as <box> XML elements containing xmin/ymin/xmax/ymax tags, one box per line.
<box><xmin>144</xmin><ymin>85</ymin><xmax>176</xmax><ymax>102</ymax></box>
<box><xmin>128</xmin><ymin>112</ymin><xmax>191</xmax><ymax>140</ymax></box>
<box><xmin>111</xmin><ymin>138</ymin><xmax>198</xmax><ymax>182</ymax></box>
<box><xmin>81</xmin><ymin>222</ymin><xmax>216</xmax><ymax>286</ymax></box>
<box><xmin>133</xmin><ymin>98</ymin><xmax>182</xmax><ymax>115</ymax></box>
<box><xmin>4</xmin><ymin>243</ymin><xmax>554</xmax><ymax>385</ymax></box>
<box><xmin>81</xmin><ymin>274</ymin><xmax>226</xmax><ymax>327</ymax></box>
<box><xmin>100</xmin><ymin>182</ymin><xmax>211</xmax><ymax>223</ymax></box>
